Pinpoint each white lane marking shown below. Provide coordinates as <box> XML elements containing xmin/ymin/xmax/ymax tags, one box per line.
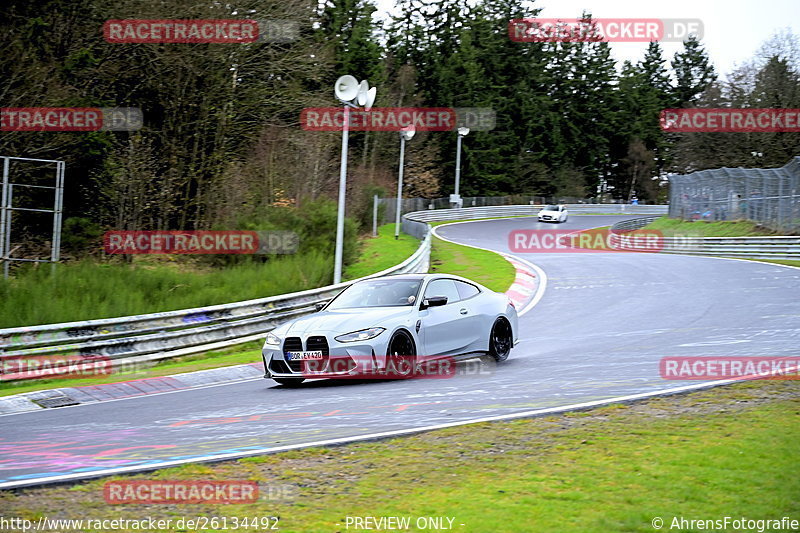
<box><xmin>0</xmin><ymin>376</ymin><xmax>760</xmax><ymax>490</ymax></box>
<box><xmin>679</xmin><ymin>340</ymin><xmax>752</xmax><ymax>347</ymax></box>
<box><xmin>683</xmin><ymin>254</ymin><xmax>800</xmax><ymax>272</ymax></box>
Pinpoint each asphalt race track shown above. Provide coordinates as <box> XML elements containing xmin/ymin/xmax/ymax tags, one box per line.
<box><xmin>2</xmin><ymin>215</ymin><xmax>799</xmax><ymax>488</ymax></box>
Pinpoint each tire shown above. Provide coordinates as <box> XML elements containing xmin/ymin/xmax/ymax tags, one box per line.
<box><xmin>386</xmin><ymin>330</ymin><xmax>417</xmax><ymax>378</ymax></box>
<box><xmin>489</xmin><ymin>317</ymin><xmax>513</xmax><ymax>362</ymax></box>
<box><xmin>273</xmin><ymin>377</ymin><xmax>305</xmax><ymax>387</ymax></box>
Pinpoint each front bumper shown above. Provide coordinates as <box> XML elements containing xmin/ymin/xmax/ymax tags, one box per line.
<box><xmin>263</xmin><ymin>334</ymin><xmax>391</xmax><ymax>379</ymax></box>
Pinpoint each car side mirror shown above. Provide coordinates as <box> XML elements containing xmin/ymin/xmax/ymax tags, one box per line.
<box><xmin>421</xmin><ymin>295</ymin><xmax>448</xmax><ymax>309</ymax></box>
<box><xmin>314</xmin><ymin>302</ymin><xmax>327</xmax><ymax>312</ymax></box>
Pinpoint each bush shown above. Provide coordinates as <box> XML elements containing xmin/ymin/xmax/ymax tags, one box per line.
<box><xmin>61</xmin><ymin>217</ymin><xmax>103</xmax><ymax>255</ymax></box>
<box><xmin>204</xmin><ymin>198</ymin><xmax>358</xmax><ymax>268</ymax></box>
<box><xmin>0</xmin><ymin>251</ymin><xmax>334</xmax><ymax>328</ymax></box>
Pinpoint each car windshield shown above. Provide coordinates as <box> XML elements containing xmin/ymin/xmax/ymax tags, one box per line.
<box><xmin>327</xmin><ymin>278</ymin><xmax>423</xmax><ymax>309</ymax></box>
<box><xmin>543</xmin><ymin>205</ymin><xmax>558</xmax><ymax>211</ymax></box>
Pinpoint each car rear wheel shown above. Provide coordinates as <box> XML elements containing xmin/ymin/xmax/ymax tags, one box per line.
<box><xmin>273</xmin><ymin>377</ymin><xmax>305</xmax><ymax>387</ymax></box>
<box><xmin>387</xmin><ymin>330</ymin><xmax>417</xmax><ymax>378</ymax></box>
<box><xmin>489</xmin><ymin>317</ymin><xmax>513</xmax><ymax>362</ymax></box>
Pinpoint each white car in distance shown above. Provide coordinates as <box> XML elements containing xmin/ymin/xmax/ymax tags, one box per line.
<box><xmin>538</xmin><ymin>204</ymin><xmax>568</xmax><ymax>223</ymax></box>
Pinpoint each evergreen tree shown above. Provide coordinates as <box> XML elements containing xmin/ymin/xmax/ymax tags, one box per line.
<box><xmin>671</xmin><ymin>35</ymin><xmax>717</xmax><ymax>106</ymax></box>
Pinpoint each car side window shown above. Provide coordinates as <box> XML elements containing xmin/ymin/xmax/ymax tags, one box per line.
<box><xmin>423</xmin><ymin>279</ymin><xmax>460</xmax><ymax>304</ymax></box>
<box><xmin>455</xmin><ymin>281</ymin><xmax>480</xmax><ymax>300</ymax></box>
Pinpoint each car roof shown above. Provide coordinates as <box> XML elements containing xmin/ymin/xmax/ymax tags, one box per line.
<box><xmin>355</xmin><ymin>273</ymin><xmax>476</xmax><ymax>283</ymax></box>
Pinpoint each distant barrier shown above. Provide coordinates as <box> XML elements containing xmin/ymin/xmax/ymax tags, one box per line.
<box><xmin>669</xmin><ymin>157</ymin><xmax>800</xmax><ymax>232</ymax></box>
<box><xmin>610</xmin><ymin>216</ymin><xmax>800</xmax><ymax>260</ymax></box>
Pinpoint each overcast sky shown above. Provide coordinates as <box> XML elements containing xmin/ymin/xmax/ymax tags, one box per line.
<box><xmin>373</xmin><ymin>0</ymin><xmax>799</xmax><ymax>76</ymax></box>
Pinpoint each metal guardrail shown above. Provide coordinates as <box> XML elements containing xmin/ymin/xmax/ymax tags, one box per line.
<box><xmin>404</xmin><ymin>204</ymin><xmax>668</xmax><ymax>223</ymax></box>
<box><xmin>0</xmin><ymin>204</ymin><xmax>668</xmax><ymax>380</ymax></box>
<box><xmin>0</xmin><ymin>232</ymin><xmax>431</xmax><ymax>380</ymax></box>
<box><xmin>380</xmin><ymin>195</ymin><xmax>665</xmax><ymax>225</ymax></box>
<box><xmin>609</xmin><ymin>217</ymin><xmax>800</xmax><ymax>260</ymax></box>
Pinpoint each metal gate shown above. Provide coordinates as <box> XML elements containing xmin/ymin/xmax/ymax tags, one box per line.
<box><xmin>0</xmin><ymin>156</ymin><xmax>65</xmax><ymax>278</ymax></box>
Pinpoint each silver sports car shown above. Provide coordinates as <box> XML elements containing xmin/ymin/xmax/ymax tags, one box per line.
<box><xmin>262</xmin><ymin>273</ymin><xmax>519</xmax><ymax>386</ymax></box>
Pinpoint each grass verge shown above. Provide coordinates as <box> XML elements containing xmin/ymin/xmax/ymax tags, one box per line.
<box><xmin>0</xmin><ymin>253</ymin><xmax>334</xmax><ymax>329</ymax></box>
<box><xmin>344</xmin><ymin>224</ymin><xmax>420</xmax><ymax>280</ymax></box>
<box><xmin>430</xmin><ymin>222</ymin><xmax>516</xmax><ymax>292</ymax></box>
<box><xmin>642</xmin><ymin>216</ymin><xmax>782</xmax><ymax>237</ymax></box>
<box><xmin>1</xmin><ymin>380</ymin><xmax>797</xmax><ymax>532</ymax></box>
<box><xmin>742</xmin><ymin>258</ymin><xmax>800</xmax><ymax>269</ymax></box>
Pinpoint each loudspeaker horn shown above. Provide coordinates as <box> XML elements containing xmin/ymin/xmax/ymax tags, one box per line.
<box><xmin>334</xmin><ymin>75</ymin><xmax>359</xmax><ymax>102</ymax></box>
<box><xmin>365</xmin><ymin>87</ymin><xmax>377</xmax><ymax>110</ymax></box>
<box><xmin>357</xmin><ymin>80</ymin><xmax>370</xmax><ymax>106</ymax></box>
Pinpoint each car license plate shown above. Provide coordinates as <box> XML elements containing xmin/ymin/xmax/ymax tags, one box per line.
<box><xmin>286</xmin><ymin>351</ymin><xmax>324</xmax><ymax>361</ymax></box>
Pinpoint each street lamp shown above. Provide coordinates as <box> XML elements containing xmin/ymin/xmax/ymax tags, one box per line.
<box><xmin>395</xmin><ymin>127</ymin><xmax>415</xmax><ymax>240</ymax></box>
<box><xmin>453</xmin><ymin>127</ymin><xmax>469</xmax><ymax>208</ymax></box>
<box><xmin>332</xmin><ymin>75</ymin><xmax>376</xmax><ymax>284</ymax></box>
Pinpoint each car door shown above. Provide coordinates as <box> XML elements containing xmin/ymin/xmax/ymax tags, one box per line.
<box><xmin>418</xmin><ymin>278</ymin><xmax>471</xmax><ymax>355</ymax></box>
<box><xmin>453</xmin><ymin>280</ymin><xmax>485</xmax><ymax>352</ymax></box>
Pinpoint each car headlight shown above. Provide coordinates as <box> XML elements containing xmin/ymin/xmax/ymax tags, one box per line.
<box><xmin>264</xmin><ymin>332</ymin><xmax>282</xmax><ymax>346</ymax></box>
<box><xmin>334</xmin><ymin>327</ymin><xmax>385</xmax><ymax>343</ymax></box>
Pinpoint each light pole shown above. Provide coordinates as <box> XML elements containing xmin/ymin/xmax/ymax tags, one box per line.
<box><xmin>453</xmin><ymin>127</ymin><xmax>469</xmax><ymax>208</ymax></box>
<box><xmin>395</xmin><ymin>127</ymin><xmax>415</xmax><ymax>240</ymax></box>
<box><xmin>332</xmin><ymin>75</ymin><xmax>376</xmax><ymax>284</ymax></box>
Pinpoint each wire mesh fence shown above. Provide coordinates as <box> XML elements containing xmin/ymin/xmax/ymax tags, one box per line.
<box><xmin>669</xmin><ymin>157</ymin><xmax>800</xmax><ymax>232</ymax></box>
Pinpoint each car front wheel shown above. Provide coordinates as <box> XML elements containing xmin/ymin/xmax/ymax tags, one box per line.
<box><xmin>489</xmin><ymin>318</ymin><xmax>513</xmax><ymax>362</ymax></box>
<box><xmin>387</xmin><ymin>330</ymin><xmax>417</xmax><ymax>378</ymax></box>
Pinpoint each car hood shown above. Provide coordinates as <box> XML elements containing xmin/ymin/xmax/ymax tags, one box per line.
<box><xmin>275</xmin><ymin>306</ymin><xmax>416</xmax><ymax>337</ymax></box>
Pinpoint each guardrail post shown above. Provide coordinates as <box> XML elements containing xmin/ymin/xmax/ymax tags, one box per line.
<box><xmin>372</xmin><ymin>194</ymin><xmax>378</xmax><ymax>237</ymax></box>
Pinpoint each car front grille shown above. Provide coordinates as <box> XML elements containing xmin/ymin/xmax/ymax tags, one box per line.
<box><xmin>283</xmin><ymin>337</ymin><xmax>304</xmax><ymax>372</ymax></box>
<box><xmin>275</xmin><ymin>335</ymin><xmax>361</xmax><ymax>376</ymax></box>
<box><xmin>306</xmin><ymin>336</ymin><xmax>329</xmax><ymax>355</ymax></box>
<box><xmin>282</xmin><ymin>336</ymin><xmax>331</xmax><ymax>372</ymax></box>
